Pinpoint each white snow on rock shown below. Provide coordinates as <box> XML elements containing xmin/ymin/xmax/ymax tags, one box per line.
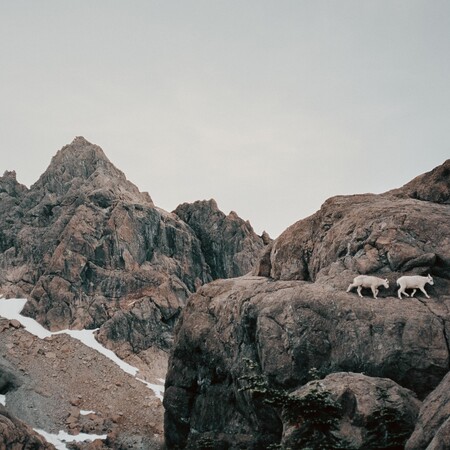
<box><xmin>80</xmin><ymin>410</ymin><xmax>96</xmax><ymax>415</ymax></box>
<box><xmin>136</xmin><ymin>378</ymin><xmax>164</xmax><ymax>401</ymax></box>
<box><xmin>58</xmin><ymin>328</ymin><xmax>138</xmax><ymax>377</ymax></box>
<box><xmin>0</xmin><ymin>394</ymin><xmax>6</xmax><ymax>406</ymax></box>
<box><xmin>0</xmin><ymin>298</ymin><xmax>52</xmax><ymax>339</ymax></box>
<box><xmin>34</xmin><ymin>428</ymin><xmax>107</xmax><ymax>450</ymax></box>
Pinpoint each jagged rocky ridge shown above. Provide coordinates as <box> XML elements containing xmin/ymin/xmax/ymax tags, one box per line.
<box><xmin>165</xmin><ymin>160</ymin><xmax>450</xmax><ymax>449</ymax></box>
<box><xmin>0</xmin><ymin>137</ymin><xmax>268</xmax><ymax>448</ymax></box>
<box><xmin>0</xmin><ymin>137</ymin><xmax>266</xmax><ymax>370</ymax></box>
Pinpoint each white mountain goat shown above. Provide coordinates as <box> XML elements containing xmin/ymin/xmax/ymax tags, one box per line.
<box><xmin>397</xmin><ymin>274</ymin><xmax>434</xmax><ymax>299</ymax></box>
<box><xmin>347</xmin><ymin>275</ymin><xmax>389</xmax><ymax>299</ymax></box>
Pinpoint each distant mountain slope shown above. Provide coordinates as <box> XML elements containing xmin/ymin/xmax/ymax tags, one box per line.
<box><xmin>0</xmin><ymin>137</ymin><xmax>266</xmax><ymax>362</ymax></box>
<box><xmin>174</xmin><ymin>199</ymin><xmax>270</xmax><ymax>280</ymax></box>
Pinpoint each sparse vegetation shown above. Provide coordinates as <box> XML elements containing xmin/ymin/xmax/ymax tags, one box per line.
<box><xmin>365</xmin><ymin>388</ymin><xmax>414</xmax><ymax>450</ymax></box>
<box><xmin>239</xmin><ymin>359</ymin><xmax>351</xmax><ymax>450</ymax></box>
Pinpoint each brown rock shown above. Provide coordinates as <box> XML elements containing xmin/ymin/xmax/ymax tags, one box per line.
<box><xmin>262</xmin><ymin>193</ymin><xmax>450</xmax><ymax>289</ymax></box>
<box><xmin>406</xmin><ymin>371</ymin><xmax>450</xmax><ymax>450</ymax></box>
<box><xmin>0</xmin><ymin>405</ymin><xmax>55</xmax><ymax>449</ymax></box>
<box><xmin>388</xmin><ymin>158</ymin><xmax>450</xmax><ymax>204</ymax></box>
<box><xmin>257</xmin><ymin>160</ymin><xmax>450</xmax><ymax>293</ymax></box>
<box><xmin>0</xmin><ymin>137</ymin><xmax>263</xmax><ymax>359</ymax></box>
<box><xmin>9</xmin><ymin>319</ymin><xmax>22</xmax><ymax>329</ymax></box>
<box><xmin>174</xmin><ymin>199</ymin><xmax>267</xmax><ymax>279</ymax></box>
<box><xmin>164</xmin><ymin>276</ymin><xmax>450</xmax><ymax>448</ymax></box>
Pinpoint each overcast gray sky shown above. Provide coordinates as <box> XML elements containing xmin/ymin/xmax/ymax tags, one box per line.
<box><xmin>1</xmin><ymin>1</ymin><xmax>449</xmax><ymax>237</ymax></box>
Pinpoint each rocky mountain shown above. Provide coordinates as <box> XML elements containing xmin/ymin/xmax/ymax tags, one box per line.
<box><xmin>0</xmin><ymin>137</ymin><xmax>267</xmax><ymax>448</ymax></box>
<box><xmin>165</xmin><ymin>160</ymin><xmax>450</xmax><ymax>449</ymax></box>
<box><xmin>174</xmin><ymin>199</ymin><xmax>268</xmax><ymax>280</ymax></box>
<box><xmin>0</xmin><ymin>137</ymin><xmax>266</xmax><ymax>359</ymax></box>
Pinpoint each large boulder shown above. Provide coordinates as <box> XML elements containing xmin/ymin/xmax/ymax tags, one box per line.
<box><xmin>283</xmin><ymin>372</ymin><xmax>421</xmax><ymax>450</ymax></box>
<box><xmin>164</xmin><ymin>276</ymin><xmax>450</xmax><ymax>448</ymax></box>
<box><xmin>165</xmin><ymin>160</ymin><xmax>450</xmax><ymax>448</ymax></box>
<box><xmin>258</xmin><ymin>160</ymin><xmax>450</xmax><ymax>287</ymax></box>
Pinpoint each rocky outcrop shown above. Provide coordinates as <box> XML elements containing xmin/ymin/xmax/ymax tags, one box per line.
<box><xmin>257</xmin><ymin>160</ymin><xmax>450</xmax><ymax>288</ymax></box>
<box><xmin>283</xmin><ymin>373</ymin><xmax>420</xmax><ymax>449</ymax></box>
<box><xmin>174</xmin><ymin>199</ymin><xmax>268</xmax><ymax>279</ymax></box>
<box><xmin>164</xmin><ymin>276</ymin><xmax>450</xmax><ymax>448</ymax></box>
<box><xmin>0</xmin><ymin>405</ymin><xmax>55</xmax><ymax>449</ymax></box>
<box><xmin>166</xmin><ymin>160</ymin><xmax>450</xmax><ymax>448</ymax></box>
<box><xmin>259</xmin><ymin>193</ymin><xmax>450</xmax><ymax>287</ymax></box>
<box><xmin>0</xmin><ymin>138</ymin><xmax>264</xmax><ymax>360</ymax></box>
<box><xmin>388</xmin><ymin>159</ymin><xmax>450</xmax><ymax>204</ymax></box>
<box><xmin>406</xmin><ymin>371</ymin><xmax>450</xmax><ymax>450</ymax></box>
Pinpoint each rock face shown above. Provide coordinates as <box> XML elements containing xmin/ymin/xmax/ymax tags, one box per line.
<box><xmin>0</xmin><ymin>137</ymin><xmax>265</xmax><ymax>359</ymax></box>
<box><xmin>406</xmin><ymin>371</ymin><xmax>450</xmax><ymax>450</ymax></box>
<box><xmin>174</xmin><ymin>199</ymin><xmax>267</xmax><ymax>279</ymax></box>
<box><xmin>165</xmin><ymin>160</ymin><xmax>450</xmax><ymax>448</ymax></box>
<box><xmin>283</xmin><ymin>373</ymin><xmax>420</xmax><ymax>449</ymax></box>
<box><xmin>388</xmin><ymin>159</ymin><xmax>450</xmax><ymax>204</ymax></box>
<box><xmin>164</xmin><ymin>276</ymin><xmax>450</xmax><ymax>448</ymax></box>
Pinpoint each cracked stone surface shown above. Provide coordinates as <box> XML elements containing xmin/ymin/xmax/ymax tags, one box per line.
<box><xmin>0</xmin><ymin>137</ymin><xmax>266</xmax><ymax>361</ymax></box>
<box><xmin>166</xmin><ymin>160</ymin><xmax>450</xmax><ymax>449</ymax></box>
<box><xmin>164</xmin><ymin>276</ymin><xmax>450</xmax><ymax>448</ymax></box>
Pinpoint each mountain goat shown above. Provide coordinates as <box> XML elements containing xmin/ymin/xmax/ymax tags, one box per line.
<box><xmin>347</xmin><ymin>275</ymin><xmax>389</xmax><ymax>299</ymax></box>
<box><xmin>397</xmin><ymin>274</ymin><xmax>434</xmax><ymax>299</ymax></box>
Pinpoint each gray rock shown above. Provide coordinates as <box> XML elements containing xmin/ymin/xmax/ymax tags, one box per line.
<box><xmin>0</xmin><ymin>404</ymin><xmax>55</xmax><ymax>449</ymax></box>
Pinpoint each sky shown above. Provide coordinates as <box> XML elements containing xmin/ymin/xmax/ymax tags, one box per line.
<box><xmin>1</xmin><ymin>1</ymin><xmax>449</xmax><ymax>238</ymax></box>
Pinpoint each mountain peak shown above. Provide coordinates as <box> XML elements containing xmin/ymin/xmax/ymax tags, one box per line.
<box><xmin>31</xmin><ymin>138</ymin><xmax>153</xmax><ymax>205</ymax></box>
<box><xmin>71</xmin><ymin>135</ymin><xmax>91</xmax><ymax>145</ymax></box>
<box><xmin>57</xmin><ymin>136</ymin><xmax>110</xmax><ymax>166</ymax></box>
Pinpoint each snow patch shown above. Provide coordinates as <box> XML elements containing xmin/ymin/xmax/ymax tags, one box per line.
<box><xmin>0</xmin><ymin>298</ymin><xmax>164</xmax><ymax>398</ymax></box>
<box><xmin>0</xmin><ymin>298</ymin><xmax>51</xmax><ymax>339</ymax></box>
<box><xmin>34</xmin><ymin>429</ymin><xmax>107</xmax><ymax>450</ymax></box>
<box><xmin>0</xmin><ymin>394</ymin><xmax>6</xmax><ymax>406</ymax></box>
<box><xmin>136</xmin><ymin>378</ymin><xmax>164</xmax><ymax>401</ymax></box>
<box><xmin>55</xmin><ymin>329</ymin><xmax>138</xmax><ymax>376</ymax></box>
<box><xmin>80</xmin><ymin>410</ymin><xmax>96</xmax><ymax>415</ymax></box>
